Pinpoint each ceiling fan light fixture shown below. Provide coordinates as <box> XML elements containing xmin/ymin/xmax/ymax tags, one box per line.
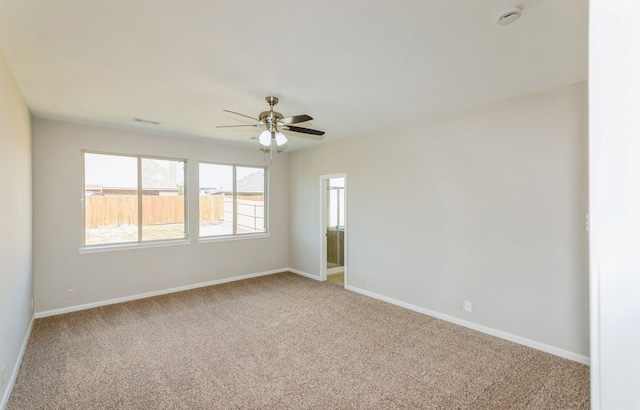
<box><xmin>218</xmin><ymin>96</ymin><xmax>324</xmax><ymax>155</ymax></box>
<box><xmin>258</xmin><ymin>130</ymin><xmax>272</xmax><ymax>146</ymax></box>
<box><xmin>275</xmin><ymin>132</ymin><xmax>288</xmax><ymax>147</ymax></box>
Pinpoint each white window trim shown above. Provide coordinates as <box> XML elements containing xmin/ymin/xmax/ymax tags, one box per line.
<box><xmin>79</xmin><ymin>238</ymin><xmax>192</xmax><ymax>254</ymax></box>
<box><xmin>198</xmin><ymin>161</ymin><xmax>269</xmax><ymax>239</ymax></box>
<box><xmin>198</xmin><ymin>232</ymin><xmax>271</xmax><ymax>244</ymax></box>
<box><xmin>82</xmin><ymin>150</ymin><xmax>189</xmax><ymax>248</ymax></box>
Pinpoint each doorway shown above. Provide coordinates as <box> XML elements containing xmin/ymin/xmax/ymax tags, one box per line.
<box><xmin>320</xmin><ymin>174</ymin><xmax>346</xmax><ymax>284</ymax></box>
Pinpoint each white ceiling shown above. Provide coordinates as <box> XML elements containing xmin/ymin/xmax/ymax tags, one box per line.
<box><xmin>0</xmin><ymin>0</ymin><xmax>587</xmax><ymax>151</ymax></box>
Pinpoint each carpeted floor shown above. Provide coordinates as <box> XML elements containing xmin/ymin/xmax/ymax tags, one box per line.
<box><xmin>8</xmin><ymin>272</ymin><xmax>589</xmax><ymax>409</ymax></box>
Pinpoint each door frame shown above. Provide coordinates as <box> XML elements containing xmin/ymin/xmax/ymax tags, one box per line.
<box><xmin>319</xmin><ymin>173</ymin><xmax>347</xmax><ymax>282</ymax></box>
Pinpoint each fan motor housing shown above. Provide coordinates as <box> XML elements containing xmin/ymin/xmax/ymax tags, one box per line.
<box><xmin>259</xmin><ymin>111</ymin><xmax>284</xmax><ymax>127</ymax></box>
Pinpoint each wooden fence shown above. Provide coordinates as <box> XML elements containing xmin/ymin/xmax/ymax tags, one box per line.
<box><xmin>85</xmin><ymin>195</ymin><xmax>138</xmax><ymax>228</ymax></box>
<box><xmin>199</xmin><ymin>195</ymin><xmax>224</xmax><ymax>222</ymax></box>
<box><xmin>85</xmin><ymin>195</ymin><xmax>263</xmax><ymax>228</ymax></box>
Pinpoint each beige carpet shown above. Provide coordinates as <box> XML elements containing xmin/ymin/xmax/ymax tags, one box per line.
<box><xmin>8</xmin><ymin>272</ymin><xmax>589</xmax><ymax>409</ymax></box>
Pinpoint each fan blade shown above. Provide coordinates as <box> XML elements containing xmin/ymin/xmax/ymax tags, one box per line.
<box><xmin>216</xmin><ymin>124</ymin><xmax>260</xmax><ymax>128</ymax></box>
<box><xmin>222</xmin><ymin>109</ymin><xmax>260</xmax><ymax>123</ymax></box>
<box><xmin>280</xmin><ymin>114</ymin><xmax>313</xmax><ymax>125</ymax></box>
<box><xmin>283</xmin><ymin>125</ymin><xmax>325</xmax><ymax>136</ymax></box>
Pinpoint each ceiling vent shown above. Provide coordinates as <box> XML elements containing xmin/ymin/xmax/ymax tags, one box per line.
<box><xmin>497</xmin><ymin>5</ymin><xmax>523</xmax><ymax>25</ymax></box>
<box><xmin>132</xmin><ymin>117</ymin><xmax>161</xmax><ymax>125</ymax></box>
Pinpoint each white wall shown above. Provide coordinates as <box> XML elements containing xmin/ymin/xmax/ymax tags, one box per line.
<box><xmin>32</xmin><ymin>118</ymin><xmax>289</xmax><ymax>314</ymax></box>
<box><xmin>289</xmin><ymin>82</ymin><xmax>589</xmax><ymax>358</ymax></box>
<box><xmin>0</xmin><ymin>51</ymin><xmax>32</xmax><ymax>407</ymax></box>
<box><xmin>589</xmin><ymin>1</ymin><xmax>640</xmax><ymax>408</ymax></box>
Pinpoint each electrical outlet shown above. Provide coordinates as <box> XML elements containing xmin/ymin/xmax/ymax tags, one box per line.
<box><xmin>67</xmin><ymin>288</ymin><xmax>76</xmax><ymax>299</ymax></box>
<box><xmin>585</xmin><ymin>213</ymin><xmax>589</xmax><ymax>233</ymax></box>
<box><xmin>464</xmin><ymin>300</ymin><xmax>472</xmax><ymax>312</ymax></box>
<box><xmin>360</xmin><ymin>275</ymin><xmax>366</xmax><ymax>284</ymax></box>
<box><xmin>453</xmin><ymin>298</ymin><xmax>462</xmax><ymax>310</ymax></box>
<box><xmin>0</xmin><ymin>365</ymin><xmax>5</xmax><ymax>386</ymax></box>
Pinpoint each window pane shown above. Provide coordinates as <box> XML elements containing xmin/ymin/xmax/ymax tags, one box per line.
<box><xmin>328</xmin><ymin>178</ymin><xmax>345</xmax><ymax>229</ymax></box>
<box><xmin>236</xmin><ymin>166</ymin><xmax>265</xmax><ymax>234</ymax></box>
<box><xmin>141</xmin><ymin>158</ymin><xmax>186</xmax><ymax>241</ymax></box>
<box><xmin>84</xmin><ymin>153</ymin><xmax>138</xmax><ymax>245</ymax></box>
<box><xmin>199</xmin><ymin>163</ymin><xmax>233</xmax><ymax>236</ymax></box>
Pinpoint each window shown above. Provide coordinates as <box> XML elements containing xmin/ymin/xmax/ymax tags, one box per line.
<box><xmin>83</xmin><ymin>152</ymin><xmax>187</xmax><ymax>246</ymax></box>
<box><xmin>199</xmin><ymin>163</ymin><xmax>266</xmax><ymax>237</ymax></box>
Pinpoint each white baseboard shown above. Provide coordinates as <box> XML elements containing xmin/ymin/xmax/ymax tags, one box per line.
<box><xmin>327</xmin><ymin>267</ymin><xmax>344</xmax><ymax>276</ymax></box>
<box><xmin>343</xmin><ymin>284</ymin><xmax>590</xmax><ymax>365</ymax></box>
<box><xmin>288</xmin><ymin>268</ymin><xmax>322</xmax><ymax>281</ymax></box>
<box><xmin>1</xmin><ymin>316</ymin><xmax>34</xmax><ymax>410</ymax></box>
<box><xmin>35</xmin><ymin>268</ymin><xmax>287</xmax><ymax>319</ymax></box>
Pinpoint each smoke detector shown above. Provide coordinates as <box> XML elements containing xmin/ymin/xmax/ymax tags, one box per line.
<box><xmin>497</xmin><ymin>5</ymin><xmax>523</xmax><ymax>25</ymax></box>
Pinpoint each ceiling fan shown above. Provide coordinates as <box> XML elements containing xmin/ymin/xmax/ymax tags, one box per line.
<box><xmin>217</xmin><ymin>96</ymin><xmax>325</xmax><ymax>152</ymax></box>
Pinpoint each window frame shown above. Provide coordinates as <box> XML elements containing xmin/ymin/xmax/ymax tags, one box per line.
<box><xmin>198</xmin><ymin>161</ymin><xmax>269</xmax><ymax>240</ymax></box>
<box><xmin>81</xmin><ymin>150</ymin><xmax>189</xmax><ymax>251</ymax></box>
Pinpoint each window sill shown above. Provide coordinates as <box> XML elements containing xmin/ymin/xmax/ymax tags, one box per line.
<box><xmin>198</xmin><ymin>232</ymin><xmax>271</xmax><ymax>243</ymax></box>
<box><xmin>79</xmin><ymin>239</ymin><xmax>191</xmax><ymax>254</ymax></box>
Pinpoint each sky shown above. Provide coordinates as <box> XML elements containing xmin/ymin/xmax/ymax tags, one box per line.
<box><xmin>85</xmin><ymin>152</ymin><xmax>262</xmax><ymax>191</ymax></box>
